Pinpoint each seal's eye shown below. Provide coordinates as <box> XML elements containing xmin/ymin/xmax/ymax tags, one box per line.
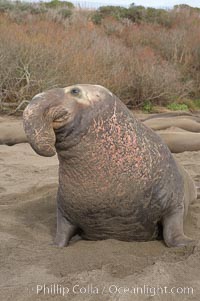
<box><xmin>70</xmin><ymin>88</ymin><xmax>80</xmax><ymax>95</ymax></box>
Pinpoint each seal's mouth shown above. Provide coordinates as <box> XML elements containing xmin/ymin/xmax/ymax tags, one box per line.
<box><xmin>54</xmin><ymin>122</ymin><xmax>74</xmax><ymax>136</ymax></box>
<box><xmin>54</xmin><ymin>108</ymin><xmax>82</xmax><ymax>148</ymax></box>
<box><xmin>53</xmin><ymin>110</ymin><xmax>70</xmax><ymax>129</ymax></box>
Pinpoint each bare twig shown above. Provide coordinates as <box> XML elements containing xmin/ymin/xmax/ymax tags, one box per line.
<box><xmin>1</xmin><ymin>102</ymin><xmax>19</xmax><ymax>108</ymax></box>
<box><xmin>8</xmin><ymin>100</ymin><xmax>29</xmax><ymax>115</ymax></box>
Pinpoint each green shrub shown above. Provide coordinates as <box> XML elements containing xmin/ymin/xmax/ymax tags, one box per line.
<box><xmin>143</xmin><ymin>100</ymin><xmax>153</xmax><ymax>112</ymax></box>
<box><xmin>93</xmin><ymin>5</ymin><xmax>127</xmax><ymax>22</ymax></box>
<box><xmin>0</xmin><ymin>0</ymin><xmax>47</xmax><ymax>15</ymax></box>
<box><xmin>194</xmin><ymin>99</ymin><xmax>200</xmax><ymax>109</ymax></box>
<box><xmin>44</xmin><ymin>0</ymin><xmax>74</xmax><ymax>9</ymax></box>
<box><xmin>91</xmin><ymin>12</ymin><xmax>102</xmax><ymax>25</ymax></box>
<box><xmin>186</xmin><ymin>99</ymin><xmax>200</xmax><ymax>110</ymax></box>
<box><xmin>122</xmin><ymin>7</ymin><xmax>143</xmax><ymax>22</ymax></box>
<box><xmin>90</xmin><ymin>5</ymin><xmax>173</xmax><ymax>27</ymax></box>
<box><xmin>167</xmin><ymin>102</ymin><xmax>189</xmax><ymax>111</ymax></box>
<box><xmin>98</xmin><ymin>6</ymin><xmax>126</xmax><ymax>18</ymax></box>
<box><xmin>58</xmin><ymin>8</ymin><xmax>72</xmax><ymax>19</ymax></box>
<box><xmin>0</xmin><ymin>0</ymin><xmax>13</xmax><ymax>12</ymax></box>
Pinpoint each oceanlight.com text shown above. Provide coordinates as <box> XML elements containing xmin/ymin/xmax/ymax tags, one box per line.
<box><xmin>27</xmin><ymin>283</ymin><xmax>194</xmax><ymax>297</ymax></box>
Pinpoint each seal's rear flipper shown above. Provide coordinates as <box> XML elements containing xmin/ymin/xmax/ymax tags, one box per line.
<box><xmin>162</xmin><ymin>210</ymin><xmax>195</xmax><ymax>247</ymax></box>
<box><xmin>55</xmin><ymin>207</ymin><xmax>77</xmax><ymax>247</ymax></box>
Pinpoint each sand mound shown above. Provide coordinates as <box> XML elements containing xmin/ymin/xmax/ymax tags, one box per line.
<box><xmin>143</xmin><ymin>117</ymin><xmax>200</xmax><ymax>132</ymax></box>
<box><xmin>142</xmin><ymin>113</ymin><xmax>200</xmax><ymax>153</ymax></box>
<box><xmin>1</xmin><ymin>114</ymin><xmax>200</xmax><ymax>301</ymax></box>
<box><xmin>157</xmin><ymin>129</ymin><xmax>200</xmax><ymax>153</ymax></box>
<box><xmin>0</xmin><ymin>116</ymin><xmax>27</xmax><ymax>145</ymax></box>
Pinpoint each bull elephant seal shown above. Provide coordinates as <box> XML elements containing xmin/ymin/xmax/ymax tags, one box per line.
<box><xmin>23</xmin><ymin>85</ymin><xmax>197</xmax><ymax>248</ymax></box>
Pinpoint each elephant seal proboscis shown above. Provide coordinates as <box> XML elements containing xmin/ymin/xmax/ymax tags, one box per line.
<box><xmin>23</xmin><ymin>85</ymin><xmax>197</xmax><ymax>248</ymax></box>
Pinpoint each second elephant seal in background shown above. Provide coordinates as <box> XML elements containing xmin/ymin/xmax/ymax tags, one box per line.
<box><xmin>23</xmin><ymin>84</ymin><xmax>197</xmax><ymax>248</ymax></box>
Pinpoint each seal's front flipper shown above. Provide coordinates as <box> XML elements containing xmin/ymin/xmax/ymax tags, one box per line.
<box><xmin>55</xmin><ymin>207</ymin><xmax>77</xmax><ymax>247</ymax></box>
<box><xmin>162</xmin><ymin>210</ymin><xmax>195</xmax><ymax>247</ymax></box>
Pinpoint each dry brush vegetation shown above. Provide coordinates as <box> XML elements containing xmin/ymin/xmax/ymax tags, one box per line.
<box><xmin>0</xmin><ymin>1</ymin><xmax>200</xmax><ymax>113</ymax></box>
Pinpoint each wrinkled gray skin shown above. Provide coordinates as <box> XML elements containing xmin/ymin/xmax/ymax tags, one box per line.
<box><xmin>23</xmin><ymin>85</ymin><xmax>197</xmax><ymax>248</ymax></box>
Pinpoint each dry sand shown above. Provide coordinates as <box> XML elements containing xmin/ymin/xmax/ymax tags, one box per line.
<box><xmin>0</xmin><ymin>115</ymin><xmax>200</xmax><ymax>301</ymax></box>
